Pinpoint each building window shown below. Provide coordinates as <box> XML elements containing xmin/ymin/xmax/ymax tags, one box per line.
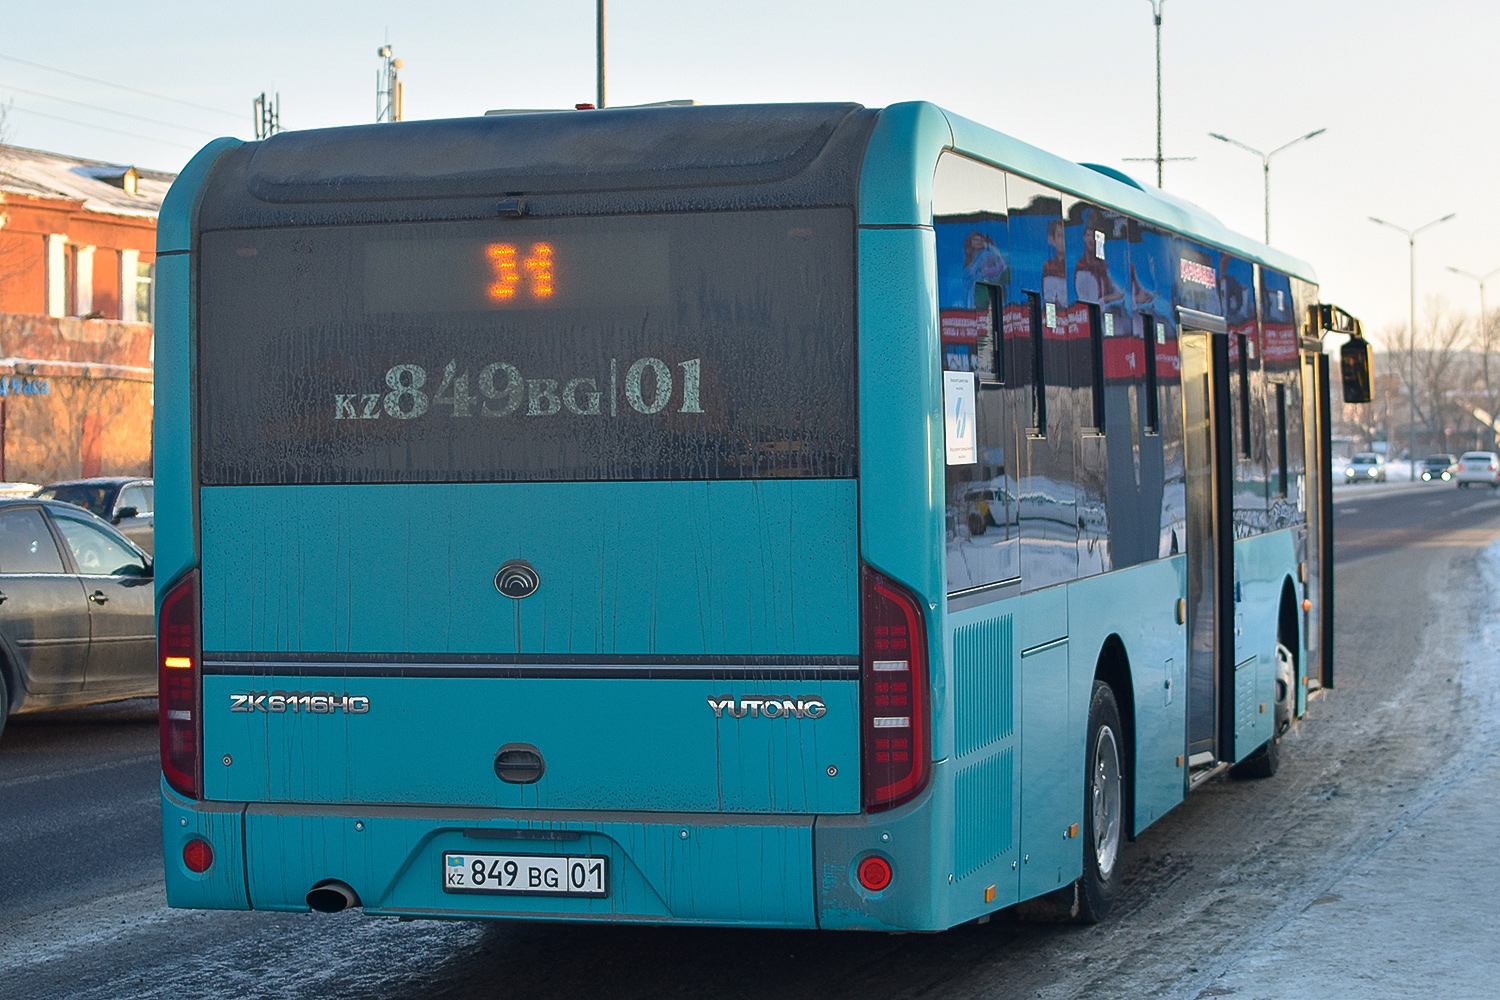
<box><xmin>134</xmin><ymin>261</ymin><xmax>154</xmax><ymax>323</ymax></box>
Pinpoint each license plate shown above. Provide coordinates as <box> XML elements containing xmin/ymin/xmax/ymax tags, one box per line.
<box><xmin>442</xmin><ymin>852</ymin><xmax>608</xmax><ymax>897</ymax></box>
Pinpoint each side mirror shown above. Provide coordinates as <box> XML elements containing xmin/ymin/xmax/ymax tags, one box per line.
<box><xmin>1340</xmin><ymin>334</ymin><xmax>1373</xmax><ymax>404</ymax></box>
<box><xmin>113</xmin><ymin>506</ymin><xmax>138</xmax><ymax>523</ymax></box>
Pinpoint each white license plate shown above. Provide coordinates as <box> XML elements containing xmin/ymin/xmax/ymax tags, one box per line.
<box><xmin>442</xmin><ymin>852</ymin><xmax>608</xmax><ymax>897</ymax></box>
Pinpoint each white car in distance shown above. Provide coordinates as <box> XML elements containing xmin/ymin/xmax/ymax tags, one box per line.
<box><xmin>1344</xmin><ymin>453</ymin><xmax>1386</xmax><ymax>483</ymax></box>
<box><xmin>1455</xmin><ymin>451</ymin><xmax>1500</xmax><ymax>488</ymax></box>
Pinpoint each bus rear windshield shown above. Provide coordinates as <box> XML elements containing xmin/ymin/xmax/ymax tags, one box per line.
<box><xmin>197</xmin><ymin>208</ymin><xmax>855</xmax><ymax>485</ymax></box>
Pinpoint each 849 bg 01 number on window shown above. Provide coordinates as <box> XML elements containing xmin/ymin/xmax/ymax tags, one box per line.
<box><xmin>443</xmin><ymin>853</ymin><xmax>609</xmax><ymax>897</ymax></box>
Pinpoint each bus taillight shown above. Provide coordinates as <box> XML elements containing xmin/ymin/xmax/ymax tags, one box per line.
<box><xmin>861</xmin><ymin>565</ymin><xmax>930</xmax><ymax>812</ymax></box>
<box><xmin>159</xmin><ymin>570</ymin><xmax>202</xmax><ymax>799</ymax></box>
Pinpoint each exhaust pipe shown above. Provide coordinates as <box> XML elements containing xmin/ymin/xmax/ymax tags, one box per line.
<box><xmin>306</xmin><ymin>880</ymin><xmax>361</xmax><ymax>913</ymax></box>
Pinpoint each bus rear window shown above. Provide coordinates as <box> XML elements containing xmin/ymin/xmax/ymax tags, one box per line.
<box><xmin>197</xmin><ymin>208</ymin><xmax>855</xmax><ymax>484</ymax></box>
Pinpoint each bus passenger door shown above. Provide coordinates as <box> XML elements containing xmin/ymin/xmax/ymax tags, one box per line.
<box><xmin>1179</xmin><ymin>315</ymin><xmax>1234</xmax><ymax>770</ymax></box>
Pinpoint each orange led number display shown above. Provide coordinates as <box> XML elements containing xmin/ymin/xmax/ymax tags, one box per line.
<box><xmin>487</xmin><ymin>243</ymin><xmax>554</xmax><ymax>302</ymax></box>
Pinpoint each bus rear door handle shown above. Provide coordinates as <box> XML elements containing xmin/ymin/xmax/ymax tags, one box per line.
<box><xmin>89</xmin><ymin>591</ymin><xmax>108</xmax><ymax>604</ymax></box>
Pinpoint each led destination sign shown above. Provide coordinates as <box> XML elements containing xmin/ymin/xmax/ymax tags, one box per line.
<box><xmin>364</xmin><ymin>231</ymin><xmax>668</xmax><ymax>314</ymax></box>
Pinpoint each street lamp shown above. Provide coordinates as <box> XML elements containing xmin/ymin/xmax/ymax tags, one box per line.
<box><xmin>1448</xmin><ymin>263</ymin><xmax>1500</xmax><ymax>447</ymax></box>
<box><xmin>1123</xmin><ymin>1</ymin><xmax>1195</xmax><ymax>188</ymax></box>
<box><xmin>596</xmin><ymin>0</ymin><xmax>607</xmax><ymax>109</ymax></box>
<box><xmin>1370</xmin><ymin>213</ymin><xmax>1457</xmax><ymax>480</ymax></box>
<box><xmin>1208</xmin><ymin>128</ymin><xmax>1326</xmax><ymax>243</ymax></box>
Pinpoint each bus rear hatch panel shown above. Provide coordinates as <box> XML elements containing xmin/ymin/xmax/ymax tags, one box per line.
<box><xmin>223</xmin><ymin>806</ymin><xmax>822</xmax><ymax>927</ymax></box>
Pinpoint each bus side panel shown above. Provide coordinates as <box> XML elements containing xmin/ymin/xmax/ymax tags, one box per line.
<box><xmin>941</xmin><ymin>603</ymin><xmax>1021</xmax><ymax>915</ymax></box>
<box><xmin>241</xmin><ymin>809</ymin><xmax>817</xmax><ymax>927</ymax></box>
<box><xmin>1066</xmin><ymin>560</ymin><xmax>1187</xmax><ymax>837</ymax></box>
<box><xmin>1230</xmin><ymin>529</ymin><xmax>1296</xmax><ymax>760</ymax></box>
<box><xmin>155</xmin><ymin>137</ymin><xmax>241</xmax><ymax>599</ymax></box>
<box><xmin>817</xmin><ymin>103</ymin><xmax>954</xmax><ymax>930</ymax></box>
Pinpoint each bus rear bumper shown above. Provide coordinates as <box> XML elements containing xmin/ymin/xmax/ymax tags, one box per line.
<box><xmin>162</xmin><ymin>781</ymin><xmax>823</xmax><ymax>928</ymax></box>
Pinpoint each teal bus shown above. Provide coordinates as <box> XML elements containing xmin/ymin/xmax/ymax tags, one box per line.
<box><xmin>157</xmin><ymin>102</ymin><xmax>1358</xmax><ymax>929</ymax></box>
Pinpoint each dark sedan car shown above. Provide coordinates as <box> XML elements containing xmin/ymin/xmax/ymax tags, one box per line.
<box><xmin>33</xmin><ymin>477</ymin><xmax>154</xmax><ymax>554</ymax></box>
<box><xmin>0</xmin><ymin>499</ymin><xmax>154</xmax><ymax>743</ymax></box>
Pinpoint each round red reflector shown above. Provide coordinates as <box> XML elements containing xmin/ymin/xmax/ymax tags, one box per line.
<box><xmin>857</xmin><ymin>855</ymin><xmax>893</xmax><ymax>892</ymax></box>
<box><xmin>183</xmin><ymin>838</ymin><xmax>214</xmax><ymax>874</ymax></box>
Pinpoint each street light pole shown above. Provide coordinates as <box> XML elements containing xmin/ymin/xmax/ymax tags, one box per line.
<box><xmin>596</xmin><ymin>0</ymin><xmax>607</xmax><ymax>109</ymax></box>
<box><xmin>1208</xmin><ymin>128</ymin><xmax>1326</xmax><ymax>243</ymax></box>
<box><xmin>1150</xmin><ymin>0</ymin><xmax>1162</xmax><ymax>188</ymax></box>
<box><xmin>1124</xmin><ymin>1</ymin><xmax>1194</xmax><ymax>187</ymax></box>
<box><xmin>1371</xmin><ymin>213</ymin><xmax>1456</xmax><ymax>480</ymax></box>
<box><xmin>1448</xmin><ymin>264</ymin><xmax>1500</xmax><ymax>448</ymax></box>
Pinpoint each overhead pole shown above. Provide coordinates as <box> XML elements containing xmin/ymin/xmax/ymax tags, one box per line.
<box><xmin>596</xmin><ymin>0</ymin><xmax>606</xmax><ymax>109</ymax></box>
<box><xmin>1370</xmin><ymin>213</ymin><xmax>1456</xmax><ymax>479</ymax></box>
<box><xmin>1152</xmin><ymin>0</ymin><xmax>1162</xmax><ymax>187</ymax></box>
<box><xmin>1447</xmin><ymin>264</ymin><xmax>1500</xmax><ymax>448</ymax></box>
<box><xmin>1123</xmin><ymin>1</ymin><xmax>1193</xmax><ymax>188</ymax></box>
<box><xmin>1208</xmin><ymin>128</ymin><xmax>1326</xmax><ymax>243</ymax></box>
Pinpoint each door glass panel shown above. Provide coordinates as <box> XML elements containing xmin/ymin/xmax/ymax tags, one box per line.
<box><xmin>0</xmin><ymin>509</ymin><xmax>66</xmax><ymax>574</ymax></box>
<box><xmin>49</xmin><ymin>512</ymin><xmax>148</xmax><ymax>577</ymax></box>
<box><xmin>1180</xmin><ymin>331</ymin><xmax>1218</xmax><ymax>755</ymax></box>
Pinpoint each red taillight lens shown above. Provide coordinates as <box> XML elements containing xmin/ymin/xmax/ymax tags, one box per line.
<box><xmin>183</xmin><ymin>837</ymin><xmax>214</xmax><ymax>873</ymax></box>
<box><xmin>856</xmin><ymin>854</ymin><xmax>893</xmax><ymax>892</ymax></box>
<box><xmin>159</xmin><ymin>570</ymin><xmax>202</xmax><ymax>798</ymax></box>
<box><xmin>861</xmin><ymin>565</ymin><xmax>929</xmax><ymax>812</ymax></box>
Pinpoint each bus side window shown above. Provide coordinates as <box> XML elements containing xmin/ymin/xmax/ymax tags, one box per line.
<box><xmin>977</xmin><ymin>283</ymin><xmax>1005</xmax><ymax>385</ymax></box>
<box><xmin>1086</xmin><ymin>303</ymin><xmax>1105</xmax><ymax>432</ymax></box>
<box><xmin>1142</xmin><ymin>313</ymin><xmax>1160</xmax><ymax>433</ymax></box>
<box><xmin>1027</xmin><ymin>291</ymin><xmax>1046</xmax><ymax>435</ymax></box>
<box><xmin>1276</xmin><ymin>383</ymin><xmax>1288</xmax><ymax>496</ymax></box>
<box><xmin>1237</xmin><ymin>332</ymin><xmax>1252</xmax><ymax>458</ymax></box>
<box><xmin>933</xmin><ymin>151</ymin><xmax>1020</xmax><ymax>594</ymax></box>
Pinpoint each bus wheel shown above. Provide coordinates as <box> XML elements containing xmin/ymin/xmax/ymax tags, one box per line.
<box><xmin>1078</xmin><ymin>680</ymin><xmax>1124</xmax><ymax>923</ymax></box>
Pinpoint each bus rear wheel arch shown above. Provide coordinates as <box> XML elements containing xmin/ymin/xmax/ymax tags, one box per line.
<box><xmin>1018</xmin><ymin>678</ymin><xmax>1127</xmax><ymax>924</ymax></box>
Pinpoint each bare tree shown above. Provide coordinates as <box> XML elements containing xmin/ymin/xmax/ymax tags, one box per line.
<box><xmin>1472</xmin><ymin>304</ymin><xmax>1500</xmax><ymax>449</ymax></box>
<box><xmin>1379</xmin><ymin>299</ymin><xmax>1470</xmax><ymax>456</ymax></box>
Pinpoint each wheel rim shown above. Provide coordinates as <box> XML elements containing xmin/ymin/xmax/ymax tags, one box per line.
<box><xmin>1092</xmin><ymin>725</ymin><xmax>1122</xmax><ymax>880</ymax></box>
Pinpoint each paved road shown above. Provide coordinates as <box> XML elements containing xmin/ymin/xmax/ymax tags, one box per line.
<box><xmin>3</xmin><ymin>482</ymin><xmax>1498</xmax><ymax>1000</ymax></box>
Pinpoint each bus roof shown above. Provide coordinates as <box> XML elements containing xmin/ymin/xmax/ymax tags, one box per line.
<box><xmin>874</xmin><ymin>102</ymin><xmax>1317</xmax><ymax>285</ymax></box>
<box><xmin>175</xmin><ymin>100</ymin><xmax>1315</xmax><ymax>284</ymax></box>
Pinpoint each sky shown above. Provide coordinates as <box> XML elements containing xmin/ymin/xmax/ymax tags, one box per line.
<box><xmin>4</xmin><ymin>0</ymin><xmax>1499</xmax><ymax>346</ymax></box>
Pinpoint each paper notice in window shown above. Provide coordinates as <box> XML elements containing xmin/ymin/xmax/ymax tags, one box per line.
<box><xmin>944</xmin><ymin>370</ymin><xmax>977</xmax><ymax>465</ymax></box>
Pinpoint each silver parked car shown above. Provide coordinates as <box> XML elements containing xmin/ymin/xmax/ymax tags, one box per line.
<box><xmin>1456</xmin><ymin>451</ymin><xmax>1500</xmax><ymax>488</ymax></box>
<box><xmin>32</xmin><ymin>477</ymin><xmax>154</xmax><ymax>554</ymax></box>
<box><xmin>0</xmin><ymin>499</ymin><xmax>154</xmax><ymax>744</ymax></box>
<box><xmin>1343</xmin><ymin>452</ymin><xmax>1386</xmax><ymax>483</ymax></box>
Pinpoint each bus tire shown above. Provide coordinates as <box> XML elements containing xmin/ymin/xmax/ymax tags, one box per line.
<box><xmin>1230</xmin><ymin>734</ymin><xmax>1279</xmax><ymax>779</ymax></box>
<box><xmin>1077</xmin><ymin>680</ymin><xmax>1124</xmax><ymax>923</ymax></box>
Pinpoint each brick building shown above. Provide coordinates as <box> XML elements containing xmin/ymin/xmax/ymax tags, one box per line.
<box><xmin>0</xmin><ymin>145</ymin><xmax>173</xmax><ymax>485</ymax></box>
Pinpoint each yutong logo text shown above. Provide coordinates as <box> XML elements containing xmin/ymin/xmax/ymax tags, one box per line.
<box><xmin>229</xmin><ymin>691</ymin><xmax>370</xmax><ymax>714</ymax></box>
<box><xmin>707</xmin><ymin>696</ymin><xmax>827</xmax><ymax>720</ymax></box>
